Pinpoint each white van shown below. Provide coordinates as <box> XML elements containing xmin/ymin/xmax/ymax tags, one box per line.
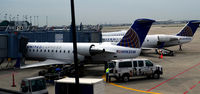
<box><xmin>108</xmin><ymin>58</ymin><xmax>163</xmax><ymax>82</ymax></box>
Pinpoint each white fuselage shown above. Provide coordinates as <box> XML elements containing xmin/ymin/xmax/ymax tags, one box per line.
<box><xmin>26</xmin><ymin>42</ymin><xmax>141</xmax><ymax>63</ymax></box>
<box><xmin>102</xmin><ymin>31</ymin><xmax>192</xmax><ymax>48</ymax></box>
<box><xmin>142</xmin><ymin>35</ymin><xmax>192</xmax><ymax>48</ymax></box>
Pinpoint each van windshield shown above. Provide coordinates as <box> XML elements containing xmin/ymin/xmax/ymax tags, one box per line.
<box><xmin>108</xmin><ymin>62</ymin><xmax>115</xmax><ymax>68</ymax></box>
<box><xmin>21</xmin><ymin>81</ymin><xmax>29</xmax><ymax>92</ymax></box>
<box><xmin>31</xmin><ymin>79</ymin><xmax>46</xmax><ymax>92</ymax></box>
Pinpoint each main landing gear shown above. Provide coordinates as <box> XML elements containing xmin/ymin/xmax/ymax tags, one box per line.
<box><xmin>179</xmin><ymin>44</ymin><xmax>182</xmax><ymax>51</ymax></box>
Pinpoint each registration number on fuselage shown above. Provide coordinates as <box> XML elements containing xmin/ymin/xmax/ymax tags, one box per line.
<box><xmin>179</xmin><ymin>37</ymin><xmax>192</xmax><ymax>40</ymax></box>
<box><xmin>117</xmin><ymin>50</ymin><xmax>136</xmax><ymax>53</ymax></box>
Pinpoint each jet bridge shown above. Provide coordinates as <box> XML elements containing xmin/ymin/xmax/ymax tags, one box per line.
<box><xmin>0</xmin><ymin>32</ymin><xmax>28</xmax><ymax>68</ymax></box>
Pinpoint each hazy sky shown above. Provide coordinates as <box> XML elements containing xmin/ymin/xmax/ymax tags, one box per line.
<box><xmin>1</xmin><ymin>0</ymin><xmax>200</xmax><ymax>26</ymax></box>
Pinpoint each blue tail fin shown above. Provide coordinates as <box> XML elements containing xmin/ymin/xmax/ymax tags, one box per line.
<box><xmin>176</xmin><ymin>20</ymin><xmax>200</xmax><ymax>37</ymax></box>
<box><xmin>117</xmin><ymin>19</ymin><xmax>155</xmax><ymax>48</ymax></box>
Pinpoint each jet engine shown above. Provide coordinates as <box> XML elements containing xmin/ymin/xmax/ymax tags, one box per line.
<box><xmin>77</xmin><ymin>44</ymin><xmax>105</xmax><ymax>56</ymax></box>
<box><xmin>158</xmin><ymin>35</ymin><xmax>178</xmax><ymax>42</ymax></box>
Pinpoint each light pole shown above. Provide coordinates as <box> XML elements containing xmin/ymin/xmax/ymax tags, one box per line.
<box><xmin>70</xmin><ymin>0</ymin><xmax>80</xmax><ymax>94</ymax></box>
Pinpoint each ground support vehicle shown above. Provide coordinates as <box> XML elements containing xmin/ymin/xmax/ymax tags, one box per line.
<box><xmin>38</xmin><ymin>64</ymin><xmax>84</xmax><ymax>82</ymax></box>
<box><xmin>156</xmin><ymin>49</ymin><xmax>174</xmax><ymax>56</ymax></box>
<box><xmin>108</xmin><ymin>58</ymin><xmax>163</xmax><ymax>82</ymax></box>
<box><xmin>20</xmin><ymin>76</ymin><xmax>48</xmax><ymax>94</ymax></box>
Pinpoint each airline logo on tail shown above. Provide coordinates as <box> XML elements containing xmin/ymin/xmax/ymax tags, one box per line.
<box><xmin>177</xmin><ymin>20</ymin><xmax>200</xmax><ymax>37</ymax></box>
<box><xmin>117</xmin><ymin>19</ymin><xmax>155</xmax><ymax>48</ymax></box>
<box><xmin>177</xmin><ymin>26</ymin><xmax>194</xmax><ymax>37</ymax></box>
<box><xmin>117</xmin><ymin>28</ymin><xmax>140</xmax><ymax>48</ymax></box>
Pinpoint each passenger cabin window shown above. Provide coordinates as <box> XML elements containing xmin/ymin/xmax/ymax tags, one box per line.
<box><xmin>60</xmin><ymin>50</ymin><xmax>62</xmax><ymax>53</ymax></box>
<box><xmin>133</xmin><ymin>61</ymin><xmax>137</xmax><ymax>67</ymax></box>
<box><xmin>40</xmin><ymin>49</ymin><xmax>42</xmax><ymax>52</ymax></box>
<box><xmin>52</xmin><ymin>50</ymin><xmax>54</xmax><ymax>52</ymax></box>
<box><xmin>145</xmin><ymin>60</ymin><xmax>153</xmax><ymax>66</ymax></box>
<box><xmin>64</xmin><ymin>50</ymin><xmax>66</xmax><ymax>53</ymax></box>
<box><xmin>119</xmin><ymin>61</ymin><xmax>132</xmax><ymax>68</ymax></box>
<box><xmin>48</xmin><ymin>50</ymin><xmax>50</xmax><ymax>52</ymax></box>
<box><xmin>138</xmin><ymin>61</ymin><xmax>144</xmax><ymax>67</ymax></box>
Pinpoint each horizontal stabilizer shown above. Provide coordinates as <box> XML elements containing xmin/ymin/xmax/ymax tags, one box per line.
<box><xmin>20</xmin><ymin>59</ymin><xmax>72</xmax><ymax>69</ymax></box>
<box><xmin>142</xmin><ymin>47</ymin><xmax>154</xmax><ymax>51</ymax></box>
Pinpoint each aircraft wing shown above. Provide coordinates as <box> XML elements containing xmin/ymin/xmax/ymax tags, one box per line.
<box><xmin>142</xmin><ymin>47</ymin><xmax>154</xmax><ymax>51</ymax></box>
<box><xmin>20</xmin><ymin>59</ymin><xmax>73</xmax><ymax>69</ymax></box>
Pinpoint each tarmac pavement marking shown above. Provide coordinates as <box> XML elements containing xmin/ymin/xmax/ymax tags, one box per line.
<box><xmin>102</xmin><ymin>75</ymin><xmax>161</xmax><ymax>94</ymax></box>
<box><xmin>183</xmin><ymin>81</ymin><xmax>200</xmax><ymax>94</ymax></box>
<box><xmin>147</xmin><ymin>62</ymin><xmax>200</xmax><ymax>92</ymax></box>
<box><xmin>0</xmin><ymin>71</ymin><xmax>17</xmax><ymax>80</ymax></box>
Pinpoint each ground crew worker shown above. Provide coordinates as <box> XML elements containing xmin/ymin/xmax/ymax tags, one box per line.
<box><xmin>55</xmin><ymin>66</ymin><xmax>62</xmax><ymax>78</ymax></box>
<box><xmin>106</xmin><ymin>67</ymin><xmax>110</xmax><ymax>82</ymax></box>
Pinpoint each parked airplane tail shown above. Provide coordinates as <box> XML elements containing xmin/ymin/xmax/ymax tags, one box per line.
<box><xmin>176</xmin><ymin>20</ymin><xmax>200</xmax><ymax>37</ymax></box>
<box><xmin>117</xmin><ymin>19</ymin><xmax>155</xmax><ymax>48</ymax></box>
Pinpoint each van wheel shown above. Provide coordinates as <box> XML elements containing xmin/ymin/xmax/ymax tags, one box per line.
<box><xmin>153</xmin><ymin>73</ymin><xmax>160</xmax><ymax>79</ymax></box>
<box><xmin>122</xmin><ymin>74</ymin><xmax>129</xmax><ymax>82</ymax></box>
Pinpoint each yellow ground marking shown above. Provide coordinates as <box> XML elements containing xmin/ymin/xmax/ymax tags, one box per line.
<box><xmin>102</xmin><ymin>75</ymin><xmax>161</xmax><ymax>94</ymax></box>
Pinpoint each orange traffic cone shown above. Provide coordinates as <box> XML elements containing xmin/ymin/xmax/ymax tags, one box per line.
<box><xmin>160</xmin><ymin>53</ymin><xmax>163</xmax><ymax>59</ymax></box>
<box><xmin>11</xmin><ymin>73</ymin><xmax>16</xmax><ymax>87</ymax></box>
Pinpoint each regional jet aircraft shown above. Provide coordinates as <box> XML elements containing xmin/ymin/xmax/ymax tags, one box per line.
<box><xmin>102</xmin><ymin>20</ymin><xmax>200</xmax><ymax>51</ymax></box>
<box><xmin>21</xmin><ymin>19</ymin><xmax>155</xmax><ymax>69</ymax></box>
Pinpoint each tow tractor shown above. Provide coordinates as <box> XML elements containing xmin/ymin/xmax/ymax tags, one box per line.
<box><xmin>38</xmin><ymin>64</ymin><xmax>84</xmax><ymax>82</ymax></box>
<box><xmin>156</xmin><ymin>49</ymin><xmax>174</xmax><ymax>56</ymax></box>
